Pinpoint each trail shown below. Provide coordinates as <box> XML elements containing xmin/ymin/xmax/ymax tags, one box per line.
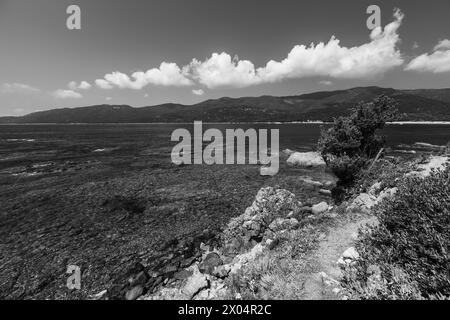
<box><xmin>301</xmin><ymin>213</ymin><xmax>378</xmax><ymax>300</ymax></box>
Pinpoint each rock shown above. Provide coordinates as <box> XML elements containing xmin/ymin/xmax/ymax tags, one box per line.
<box><xmin>199</xmin><ymin>252</ymin><xmax>223</xmax><ymax>275</ymax></box>
<box><xmin>260</xmin><ymin>166</ymin><xmax>278</xmax><ymax>176</ymax></box>
<box><xmin>323</xmin><ymin>181</ymin><xmax>335</xmax><ymax>188</ymax></box>
<box><xmin>369</xmin><ymin>182</ymin><xmax>382</xmax><ymax>195</ymax></box>
<box><xmin>349</xmin><ymin>193</ymin><xmax>376</xmax><ymax>212</ymax></box>
<box><xmin>125</xmin><ymin>285</ymin><xmax>144</xmax><ymax>300</ymax></box>
<box><xmin>342</xmin><ymin>247</ymin><xmax>359</xmax><ymax>260</ymax></box>
<box><xmin>375</xmin><ymin>187</ymin><xmax>398</xmax><ymax>204</ymax></box>
<box><xmin>300</xmin><ymin>176</ymin><xmax>323</xmax><ymax>187</ymax></box>
<box><xmin>282</xmin><ymin>149</ymin><xmax>295</xmax><ymax>156</ymax></box>
<box><xmin>287</xmin><ymin>152</ymin><xmax>326</xmax><ymax>167</ymax></box>
<box><xmin>181</xmin><ymin>272</ymin><xmax>209</xmax><ymax>299</ymax></box>
<box><xmin>299</xmin><ymin>206</ymin><xmax>312</xmax><ymax>214</ymax></box>
<box><xmin>312</xmin><ymin>202</ymin><xmax>329</xmax><ymax>214</ymax></box>
<box><xmin>319</xmin><ymin>189</ymin><xmax>332</xmax><ymax>196</ymax></box>
<box><xmin>129</xmin><ymin>271</ymin><xmax>148</xmax><ymax>287</ymax></box>
<box><xmin>212</xmin><ymin>265</ymin><xmax>230</xmax><ymax>279</ymax></box>
<box><xmin>173</xmin><ymin>269</ymin><xmax>193</xmax><ymax>280</ymax></box>
<box><xmin>222</xmin><ymin>187</ymin><xmax>301</xmax><ymax>254</ymax></box>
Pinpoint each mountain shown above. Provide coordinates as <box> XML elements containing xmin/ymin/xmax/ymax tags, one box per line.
<box><xmin>1</xmin><ymin>86</ymin><xmax>450</xmax><ymax>123</ymax></box>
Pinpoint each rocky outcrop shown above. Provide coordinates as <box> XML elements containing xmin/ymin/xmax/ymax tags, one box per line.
<box><xmin>221</xmin><ymin>187</ymin><xmax>302</xmax><ymax>255</ymax></box>
<box><xmin>287</xmin><ymin>152</ymin><xmax>326</xmax><ymax>167</ymax></box>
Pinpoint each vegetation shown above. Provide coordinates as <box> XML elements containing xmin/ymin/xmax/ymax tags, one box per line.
<box><xmin>341</xmin><ymin>164</ymin><xmax>450</xmax><ymax>299</ymax></box>
<box><xmin>318</xmin><ymin>95</ymin><xmax>398</xmax><ymax>190</ymax></box>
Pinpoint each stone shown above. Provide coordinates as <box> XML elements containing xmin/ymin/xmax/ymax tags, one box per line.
<box><xmin>312</xmin><ymin>202</ymin><xmax>329</xmax><ymax>214</ymax></box>
<box><xmin>319</xmin><ymin>189</ymin><xmax>332</xmax><ymax>196</ymax></box>
<box><xmin>369</xmin><ymin>182</ymin><xmax>382</xmax><ymax>195</ymax></box>
<box><xmin>125</xmin><ymin>285</ymin><xmax>144</xmax><ymax>300</ymax></box>
<box><xmin>173</xmin><ymin>269</ymin><xmax>193</xmax><ymax>280</ymax></box>
<box><xmin>199</xmin><ymin>252</ymin><xmax>223</xmax><ymax>275</ymax></box>
<box><xmin>342</xmin><ymin>247</ymin><xmax>359</xmax><ymax>260</ymax></box>
<box><xmin>287</xmin><ymin>152</ymin><xmax>326</xmax><ymax>167</ymax></box>
<box><xmin>300</xmin><ymin>177</ymin><xmax>323</xmax><ymax>187</ymax></box>
<box><xmin>282</xmin><ymin>149</ymin><xmax>295</xmax><ymax>156</ymax></box>
<box><xmin>212</xmin><ymin>265</ymin><xmax>230</xmax><ymax>279</ymax></box>
<box><xmin>129</xmin><ymin>271</ymin><xmax>148</xmax><ymax>287</ymax></box>
<box><xmin>299</xmin><ymin>206</ymin><xmax>312</xmax><ymax>214</ymax></box>
<box><xmin>323</xmin><ymin>181</ymin><xmax>335</xmax><ymax>188</ymax></box>
<box><xmin>260</xmin><ymin>166</ymin><xmax>278</xmax><ymax>176</ymax></box>
<box><xmin>375</xmin><ymin>187</ymin><xmax>398</xmax><ymax>205</ymax></box>
<box><xmin>349</xmin><ymin>193</ymin><xmax>376</xmax><ymax>212</ymax></box>
<box><xmin>181</xmin><ymin>272</ymin><xmax>209</xmax><ymax>299</ymax></box>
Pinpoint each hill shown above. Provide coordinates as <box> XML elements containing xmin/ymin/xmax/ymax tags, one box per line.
<box><xmin>1</xmin><ymin>86</ymin><xmax>450</xmax><ymax>123</ymax></box>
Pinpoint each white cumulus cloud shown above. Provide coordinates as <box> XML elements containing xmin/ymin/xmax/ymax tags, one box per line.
<box><xmin>68</xmin><ymin>81</ymin><xmax>91</xmax><ymax>90</ymax></box>
<box><xmin>95</xmin><ymin>62</ymin><xmax>193</xmax><ymax>90</ymax></box>
<box><xmin>1</xmin><ymin>83</ymin><xmax>40</xmax><ymax>94</ymax></box>
<box><xmin>53</xmin><ymin>89</ymin><xmax>83</xmax><ymax>99</ymax></box>
<box><xmin>406</xmin><ymin>39</ymin><xmax>450</xmax><ymax>73</ymax></box>
<box><xmin>187</xmin><ymin>9</ymin><xmax>404</xmax><ymax>88</ymax></box>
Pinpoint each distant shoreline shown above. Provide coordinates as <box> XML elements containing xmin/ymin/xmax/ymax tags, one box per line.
<box><xmin>1</xmin><ymin>121</ymin><xmax>450</xmax><ymax>125</ymax></box>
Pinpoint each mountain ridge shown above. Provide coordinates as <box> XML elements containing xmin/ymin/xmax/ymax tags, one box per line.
<box><xmin>1</xmin><ymin>86</ymin><xmax>450</xmax><ymax>123</ymax></box>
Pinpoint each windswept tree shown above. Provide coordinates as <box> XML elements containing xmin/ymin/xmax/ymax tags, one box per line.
<box><xmin>318</xmin><ymin>95</ymin><xmax>398</xmax><ymax>186</ymax></box>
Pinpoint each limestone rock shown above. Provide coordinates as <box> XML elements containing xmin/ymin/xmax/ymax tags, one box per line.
<box><xmin>287</xmin><ymin>152</ymin><xmax>326</xmax><ymax>167</ymax></box>
<box><xmin>181</xmin><ymin>272</ymin><xmax>209</xmax><ymax>299</ymax></box>
<box><xmin>199</xmin><ymin>252</ymin><xmax>223</xmax><ymax>275</ymax></box>
<box><xmin>125</xmin><ymin>285</ymin><xmax>144</xmax><ymax>300</ymax></box>
<box><xmin>312</xmin><ymin>202</ymin><xmax>329</xmax><ymax>214</ymax></box>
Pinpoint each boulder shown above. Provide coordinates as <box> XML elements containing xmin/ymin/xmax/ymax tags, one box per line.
<box><xmin>319</xmin><ymin>189</ymin><xmax>332</xmax><ymax>196</ymax></box>
<box><xmin>125</xmin><ymin>285</ymin><xmax>144</xmax><ymax>300</ymax></box>
<box><xmin>287</xmin><ymin>152</ymin><xmax>326</xmax><ymax>167</ymax></box>
<box><xmin>342</xmin><ymin>247</ymin><xmax>359</xmax><ymax>260</ymax></box>
<box><xmin>312</xmin><ymin>202</ymin><xmax>329</xmax><ymax>214</ymax></box>
<box><xmin>181</xmin><ymin>272</ymin><xmax>209</xmax><ymax>299</ymax></box>
<box><xmin>259</xmin><ymin>166</ymin><xmax>278</xmax><ymax>176</ymax></box>
<box><xmin>199</xmin><ymin>252</ymin><xmax>223</xmax><ymax>275</ymax></box>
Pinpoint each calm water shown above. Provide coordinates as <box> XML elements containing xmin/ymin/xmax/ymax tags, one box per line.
<box><xmin>1</xmin><ymin>123</ymin><xmax>449</xmax><ymax>156</ymax></box>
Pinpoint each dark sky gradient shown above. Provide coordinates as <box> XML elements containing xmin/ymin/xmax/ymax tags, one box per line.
<box><xmin>0</xmin><ymin>0</ymin><xmax>449</xmax><ymax>116</ymax></box>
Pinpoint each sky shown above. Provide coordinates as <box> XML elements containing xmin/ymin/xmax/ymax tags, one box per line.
<box><xmin>0</xmin><ymin>0</ymin><xmax>449</xmax><ymax>116</ymax></box>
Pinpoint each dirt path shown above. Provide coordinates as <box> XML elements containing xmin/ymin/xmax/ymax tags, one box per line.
<box><xmin>301</xmin><ymin>213</ymin><xmax>378</xmax><ymax>300</ymax></box>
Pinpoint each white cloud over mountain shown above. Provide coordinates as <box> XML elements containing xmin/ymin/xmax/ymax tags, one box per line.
<box><xmin>406</xmin><ymin>39</ymin><xmax>450</xmax><ymax>73</ymax></box>
<box><xmin>53</xmin><ymin>89</ymin><xmax>83</xmax><ymax>99</ymax></box>
<box><xmin>93</xmin><ymin>10</ymin><xmax>405</xmax><ymax>91</ymax></box>
<box><xmin>95</xmin><ymin>62</ymin><xmax>193</xmax><ymax>90</ymax></box>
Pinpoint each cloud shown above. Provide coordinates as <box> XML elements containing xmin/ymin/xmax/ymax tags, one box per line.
<box><xmin>192</xmin><ymin>89</ymin><xmax>205</xmax><ymax>96</ymax></box>
<box><xmin>1</xmin><ymin>83</ymin><xmax>40</xmax><ymax>94</ymax></box>
<box><xmin>53</xmin><ymin>89</ymin><xmax>83</xmax><ymax>99</ymax></box>
<box><xmin>434</xmin><ymin>39</ymin><xmax>450</xmax><ymax>51</ymax></box>
<box><xmin>406</xmin><ymin>39</ymin><xmax>450</xmax><ymax>73</ymax></box>
<box><xmin>68</xmin><ymin>81</ymin><xmax>91</xmax><ymax>90</ymax></box>
<box><xmin>95</xmin><ymin>62</ymin><xmax>193</xmax><ymax>90</ymax></box>
<box><xmin>95</xmin><ymin>79</ymin><xmax>114</xmax><ymax>90</ymax></box>
<box><xmin>319</xmin><ymin>80</ymin><xmax>333</xmax><ymax>86</ymax></box>
<box><xmin>187</xmin><ymin>9</ymin><xmax>404</xmax><ymax>88</ymax></box>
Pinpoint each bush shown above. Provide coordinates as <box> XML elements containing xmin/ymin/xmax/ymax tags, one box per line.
<box><xmin>341</xmin><ymin>164</ymin><xmax>450</xmax><ymax>299</ymax></box>
<box><xmin>318</xmin><ymin>96</ymin><xmax>398</xmax><ymax>186</ymax></box>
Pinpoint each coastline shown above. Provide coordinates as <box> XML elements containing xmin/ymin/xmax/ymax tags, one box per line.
<box><xmin>1</xmin><ymin>121</ymin><xmax>450</xmax><ymax>125</ymax></box>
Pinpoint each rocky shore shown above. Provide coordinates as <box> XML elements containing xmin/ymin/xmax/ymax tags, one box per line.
<box><xmin>100</xmin><ymin>153</ymin><xmax>448</xmax><ymax>301</ymax></box>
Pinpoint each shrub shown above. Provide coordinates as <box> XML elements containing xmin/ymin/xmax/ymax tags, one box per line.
<box><xmin>318</xmin><ymin>96</ymin><xmax>398</xmax><ymax>187</ymax></box>
<box><xmin>341</xmin><ymin>164</ymin><xmax>450</xmax><ymax>299</ymax></box>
